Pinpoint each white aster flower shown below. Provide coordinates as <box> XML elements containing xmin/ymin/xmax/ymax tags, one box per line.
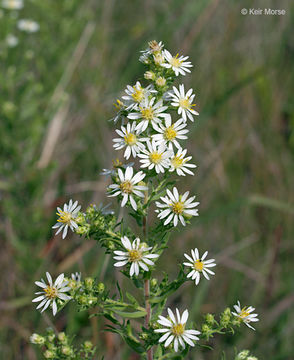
<box><xmin>169</xmin><ymin>148</ymin><xmax>197</xmax><ymax>176</ymax></box>
<box><xmin>6</xmin><ymin>34</ymin><xmax>18</xmax><ymax>47</ymax></box>
<box><xmin>137</xmin><ymin>140</ymin><xmax>171</xmax><ymax>174</ymax></box>
<box><xmin>108</xmin><ymin>166</ymin><xmax>147</xmax><ymax>211</ymax></box>
<box><xmin>183</xmin><ymin>248</ymin><xmax>216</xmax><ymax>285</ymax></box>
<box><xmin>232</xmin><ymin>301</ymin><xmax>259</xmax><ymax>330</ymax></box>
<box><xmin>122</xmin><ymin>81</ymin><xmax>156</xmax><ymax>110</ymax></box>
<box><xmin>52</xmin><ymin>199</ymin><xmax>81</xmax><ymax>239</ymax></box>
<box><xmin>152</xmin><ymin>116</ymin><xmax>188</xmax><ymax>150</ymax></box>
<box><xmin>17</xmin><ymin>19</ymin><xmax>40</xmax><ymax>33</ymax></box>
<box><xmin>156</xmin><ymin>187</ymin><xmax>199</xmax><ymax>226</ymax></box>
<box><xmin>1</xmin><ymin>0</ymin><xmax>23</xmax><ymax>10</ymax></box>
<box><xmin>155</xmin><ymin>308</ymin><xmax>200</xmax><ymax>352</ymax></box>
<box><xmin>128</xmin><ymin>97</ymin><xmax>168</xmax><ymax>132</ymax></box>
<box><xmin>113</xmin><ymin>236</ymin><xmax>159</xmax><ymax>276</ymax></box>
<box><xmin>161</xmin><ymin>50</ymin><xmax>193</xmax><ymax>76</ymax></box>
<box><xmin>113</xmin><ymin>122</ymin><xmax>147</xmax><ymax>159</ymax></box>
<box><xmin>32</xmin><ymin>272</ymin><xmax>71</xmax><ymax>316</ymax></box>
<box><xmin>170</xmin><ymin>84</ymin><xmax>199</xmax><ymax>122</ymax></box>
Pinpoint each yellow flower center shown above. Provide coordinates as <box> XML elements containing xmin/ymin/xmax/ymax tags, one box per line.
<box><xmin>128</xmin><ymin>249</ymin><xmax>142</xmax><ymax>262</ymax></box>
<box><xmin>112</xmin><ymin>158</ymin><xmax>122</xmax><ymax>168</ymax></box>
<box><xmin>171</xmin><ymin>156</ymin><xmax>184</xmax><ymax>168</ymax></box>
<box><xmin>171</xmin><ymin>201</ymin><xmax>184</xmax><ymax>214</ymax></box>
<box><xmin>44</xmin><ymin>286</ymin><xmax>58</xmax><ymax>299</ymax></box>
<box><xmin>124</xmin><ymin>133</ymin><xmax>137</xmax><ymax>145</ymax></box>
<box><xmin>164</xmin><ymin>126</ymin><xmax>177</xmax><ymax>140</ymax></box>
<box><xmin>149</xmin><ymin>152</ymin><xmax>162</xmax><ymax>164</ymax></box>
<box><xmin>179</xmin><ymin>98</ymin><xmax>191</xmax><ymax>109</ymax></box>
<box><xmin>132</xmin><ymin>87</ymin><xmax>144</xmax><ymax>102</ymax></box>
<box><xmin>141</xmin><ymin>107</ymin><xmax>154</xmax><ymax>120</ymax></box>
<box><xmin>114</xmin><ymin>99</ymin><xmax>124</xmax><ymax>109</ymax></box>
<box><xmin>57</xmin><ymin>211</ymin><xmax>72</xmax><ymax>224</ymax></box>
<box><xmin>171</xmin><ymin>323</ymin><xmax>185</xmax><ymax>336</ymax></box>
<box><xmin>239</xmin><ymin>307</ymin><xmax>250</xmax><ymax>319</ymax></box>
<box><xmin>193</xmin><ymin>260</ymin><xmax>204</xmax><ymax>271</ymax></box>
<box><xmin>120</xmin><ymin>180</ymin><xmax>133</xmax><ymax>194</ymax></box>
<box><xmin>170</xmin><ymin>55</ymin><xmax>182</xmax><ymax>68</ymax></box>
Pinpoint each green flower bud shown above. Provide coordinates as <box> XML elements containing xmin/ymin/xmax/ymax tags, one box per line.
<box><xmin>107</xmin><ymin>241</ymin><xmax>115</xmax><ymax>250</ymax></box>
<box><xmin>57</xmin><ymin>332</ymin><xmax>67</xmax><ymax>343</ymax></box>
<box><xmin>235</xmin><ymin>350</ymin><xmax>250</xmax><ymax>360</ymax></box>
<box><xmin>83</xmin><ymin>341</ymin><xmax>93</xmax><ymax>350</ymax></box>
<box><xmin>223</xmin><ymin>307</ymin><xmax>231</xmax><ymax>316</ymax></box>
<box><xmin>75</xmin><ymin>214</ymin><xmax>86</xmax><ymax>225</ymax></box>
<box><xmin>30</xmin><ymin>333</ymin><xmax>45</xmax><ymax>345</ymax></box>
<box><xmin>97</xmin><ymin>282</ymin><xmax>105</xmax><ymax>293</ymax></box>
<box><xmin>75</xmin><ymin>225</ymin><xmax>90</xmax><ymax>235</ymax></box>
<box><xmin>86</xmin><ymin>205</ymin><xmax>96</xmax><ymax>217</ymax></box>
<box><xmin>61</xmin><ymin>345</ymin><xmax>73</xmax><ymax>356</ymax></box>
<box><xmin>220</xmin><ymin>307</ymin><xmax>232</xmax><ymax>327</ymax></box>
<box><xmin>150</xmin><ymin>278</ymin><xmax>157</xmax><ymax>288</ymax></box>
<box><xmin>47</xmin><ymin>333</ymin><xmax>55</xmax><ymax>342</ymax></box>
<box><xmin>84</xmin><ymin>277</ymin><xmax>94</xmax><ymax>290</ymax></box>
<box><xmin>201</xmin><ymin>323</ymin><xmax>213</xmax><ymax>340</ymax></box>
<box><xmin>247</xmin><ymin>357</ymin><xmax>258</xmax><ymax>360</ymax></box>
<box><xmin>205</xmin><ymin>313</ymin><xmax>215</xmax><ymax>325</ymax></box>
<box><xmin>76</xmin><ymin>295</ymin><xmax>88</xmax><ymax>305</ymax></box>
<box><xmin>139</xmin><ymin>332</ymin><xmax>149</xmax><ymax>340</ymax></box>
<box><xmin>87</xmin><ymin>296</ymin><xmax>97</xmax><ymax>306</ymax></box>
<box><xmin>44</xmin><ymin>350</ymin><xmax>55</xmax><ymax>359</ymax></box>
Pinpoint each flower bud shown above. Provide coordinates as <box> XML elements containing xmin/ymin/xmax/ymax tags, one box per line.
<box><xmin>97</xmin><ymin>282</ymin><xmax>105</xmax><ymax>293</ymax></box>
<box><xmin>139</xmin><ymin>332</ymin><xmax>148</xmax><ymax>340</ymax></box>
<box><xmin>75</xmin><ymin>214</ymin><xmax>85</xmax><ymax>225</ymax></box>
<box><xmin>44</xmin><ymin>350</ymin><xmax>55</xmax><ymax>359</ymax></box>
<box><xmin>61</xmin><ymin>345</ymin><xmax>73</xmax><ymax>356</ymax></box>
<box><xmin>235</xmin><ymin>350</ymin><xmax>250</xmax><ymax>360</ymax></box>
<box><xmin>144</xmin><ymin>71</ymin><xmax>156</xmax><ymax>80</ymax></box>
<box><xmin>201</xmin><ymin>324</ymin><xmax>213</xmax><ymax>339</ymax></box>
<box><xmin>47</xmin><ymin>333</ymin><xmax>55</xmax><ymax>342</ymax></box>
<box><xmin>30</xmin><ymin>333</ymin><xmax>45</xmax><ymax>345</ymax></box>
<box><xmin>76</xmin><ymin>295</ymin><xmax>88</xmax><ymax>305</ymax></box>
<box><xmin>220</xmin><ymin>307</ymin><xmax>232</xmax><ymax>327</ymax></box>
<box><xmin>86</xmin><ymin>205</ymin><xmax>96</xmax><ymax>217</ymax></box>
<box><xmin>75</xmin><ymin>225</ymin><xmax>90</xmax><ymax>235</ymax></box>
<box><xmin>87</xmin><ymin>296</ymin><xmax>97</xmax><ymax>305</ymax></box>
<box><xmin>150</xmin><ymin>278</ymin><xmax>157</xmax><ymax>288</ymax></box>
<box><xmin>58</xmin><ymin>332</ymin><xmax>66</xmax><ymax>343</ymax></box>
<box><xmin>83</xmin><ymin>341</ymin><xmax>93</xmax><ymax>350</ymax></box>
<box><xmin>107</xmin><ymin>241</ymin><xmax>115</xmax><ymax>250</ymax></box>
<box><xmin>205</xmin><ymin>313</ymin><xmax>215</xmax><ymax>325</ymax></box>
<box><xmin>153</xmin><ymin>53</ymin><xmax>165</xmax><ymax>65</ymax></box>
<box><xmin>155</xmin><ymin>77</ymin><xmax>166</xmax><ymax>87</ymax></box>
<box><xmin>84</xmin><ymin>277</ymin><xmax>94</xmax><ymax>290</ymax></box>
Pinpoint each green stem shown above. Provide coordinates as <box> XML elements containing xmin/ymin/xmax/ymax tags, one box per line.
<box><xmin>143</xmin><ymin>186</ymin><xmax>152</xmax><ymax>360</ymax></box>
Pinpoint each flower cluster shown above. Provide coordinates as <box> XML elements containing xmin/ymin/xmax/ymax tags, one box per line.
<box><xmin>31</xmin><ymin>41</ymin><xmax>260</xmax><ymax>358</ymax></box>
<box><xmin>108</xmin><ymin>40</ymin><xmax>199</xmax><ymax>229</ymax></box>
<box><xmin>30</xmin><ymin>328</ymin><xmax>96</xmax><ymax>360</ymax></box>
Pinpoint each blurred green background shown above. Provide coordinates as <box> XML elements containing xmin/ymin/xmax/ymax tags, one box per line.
<box><xmin>1</xmin><ymin>0</ymin><xmax>294</xmax><ymax>359</ymax></box>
